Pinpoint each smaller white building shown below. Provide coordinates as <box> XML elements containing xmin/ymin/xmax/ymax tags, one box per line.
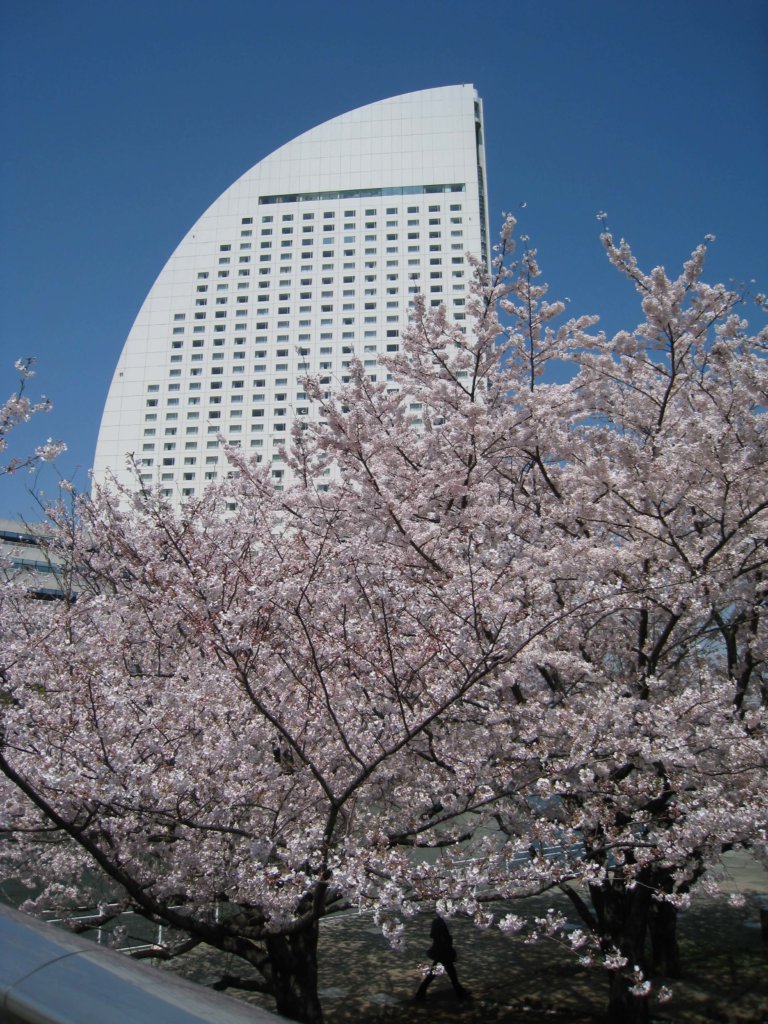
<box><xmin>0</xmin><ymin>519</ymin><xmax>68</xmax><ymax>600</ymax></box>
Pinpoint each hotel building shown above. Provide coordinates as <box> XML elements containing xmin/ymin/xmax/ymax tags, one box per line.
<box><xmin>93</xmin><ymin>85</ymin><xmax>490</xmax><ymax>501</ymax></box>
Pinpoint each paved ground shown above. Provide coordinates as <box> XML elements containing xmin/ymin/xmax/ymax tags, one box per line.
<box><xmin>167</xmin><ymin>852</ymin><xmax>768</xmax><ymax>1024</ymax></box>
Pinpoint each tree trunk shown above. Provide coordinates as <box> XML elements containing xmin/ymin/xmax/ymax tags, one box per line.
<box><xmin>649</xmin><ymin>899</ymin><xmax>681</xmax><ymax>978</ymax></box>
<box><xmin>590</xmin><ymin>879</ymin><xmax>652</xmax><ymax>1024</ymax></box>
<box><xmin>265</xmin><ymin>921</ymin><xmax>323</xmax><ymax>1024</ymax></box>
<box><xmin>607</xmin><ymin>969</ymin><xmax>650</xmax><ymax>1024</ymax></box>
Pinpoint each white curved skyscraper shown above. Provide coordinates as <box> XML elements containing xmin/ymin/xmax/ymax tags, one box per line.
<box><xmin>93</xmin><ymin>85</ymin><xmax>490</xmax><ymax>501</ymax></box>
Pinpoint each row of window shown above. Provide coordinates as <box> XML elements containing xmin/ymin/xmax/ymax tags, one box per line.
<box><xmin>240</xmin><ymin>213</ymin><xmax>463</xmax><ymax>232</ymax></box>
<box><xmin>214</xmin><ymin>245</ymin><xmax>467</xmax><ymax>266</ymax></box>
<box><xmin>257</xmin><ymin>183</ymin><xmax>466</xmax><ymax>204</ymax></box>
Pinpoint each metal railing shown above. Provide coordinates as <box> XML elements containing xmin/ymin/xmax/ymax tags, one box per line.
<box><xmin>44</xmin><ymin>902</ymin><xmax>189</xmax><ymax>954</ymax></box>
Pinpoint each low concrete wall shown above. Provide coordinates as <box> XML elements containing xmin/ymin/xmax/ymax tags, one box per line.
<box><xmin>0</xmin><ymin>903</ymin><xmax>282</xmax><ymax>1024</ymax></box>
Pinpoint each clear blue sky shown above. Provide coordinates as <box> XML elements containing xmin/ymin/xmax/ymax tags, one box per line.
<box><xmin>2</xmin><ymin>0</ymin><xmax>766</xmax><ymax>517</ymax></box>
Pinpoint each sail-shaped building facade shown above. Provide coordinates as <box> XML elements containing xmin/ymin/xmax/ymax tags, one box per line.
<box><xmin>93</xmin><ymin>85</ymin><xmax>490</xmax><ymax>501</ymax></box>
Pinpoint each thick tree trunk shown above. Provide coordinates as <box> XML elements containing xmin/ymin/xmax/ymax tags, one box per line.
<box><xmin>265</xmin><ymin>921</ymin><xmax>323</xmax><ymax>1024</ymax></box>
<box><xmin>590</xmin><ymin>880</ymin><xmax>652</xmax><ymax>1024</ymax></box>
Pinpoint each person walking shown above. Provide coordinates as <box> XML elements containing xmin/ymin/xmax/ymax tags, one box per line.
<box><xmin>413</xmin><ymin>915</ymin><xmax>469</xmax><ymax>1002</ymax></box>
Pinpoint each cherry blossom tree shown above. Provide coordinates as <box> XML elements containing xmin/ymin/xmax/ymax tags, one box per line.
<box><xmin>1</xmin><ymin>227</ymin><xmax>765</xmax><ymax>1024</ymax></box>
<box><xmin>0</xmin><ymin>383</ymin><xmax>576</xmax><ymax>1023</ymax></box>
<box><xmin>460</xmin><ymin>223</ymin><xmax>767</xmax><ymax>1023</ymax></box>
<box><xmin>292</xmin><ymin>221</ymin><xmax>767</xmax><ymax>1022</ymax></box>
